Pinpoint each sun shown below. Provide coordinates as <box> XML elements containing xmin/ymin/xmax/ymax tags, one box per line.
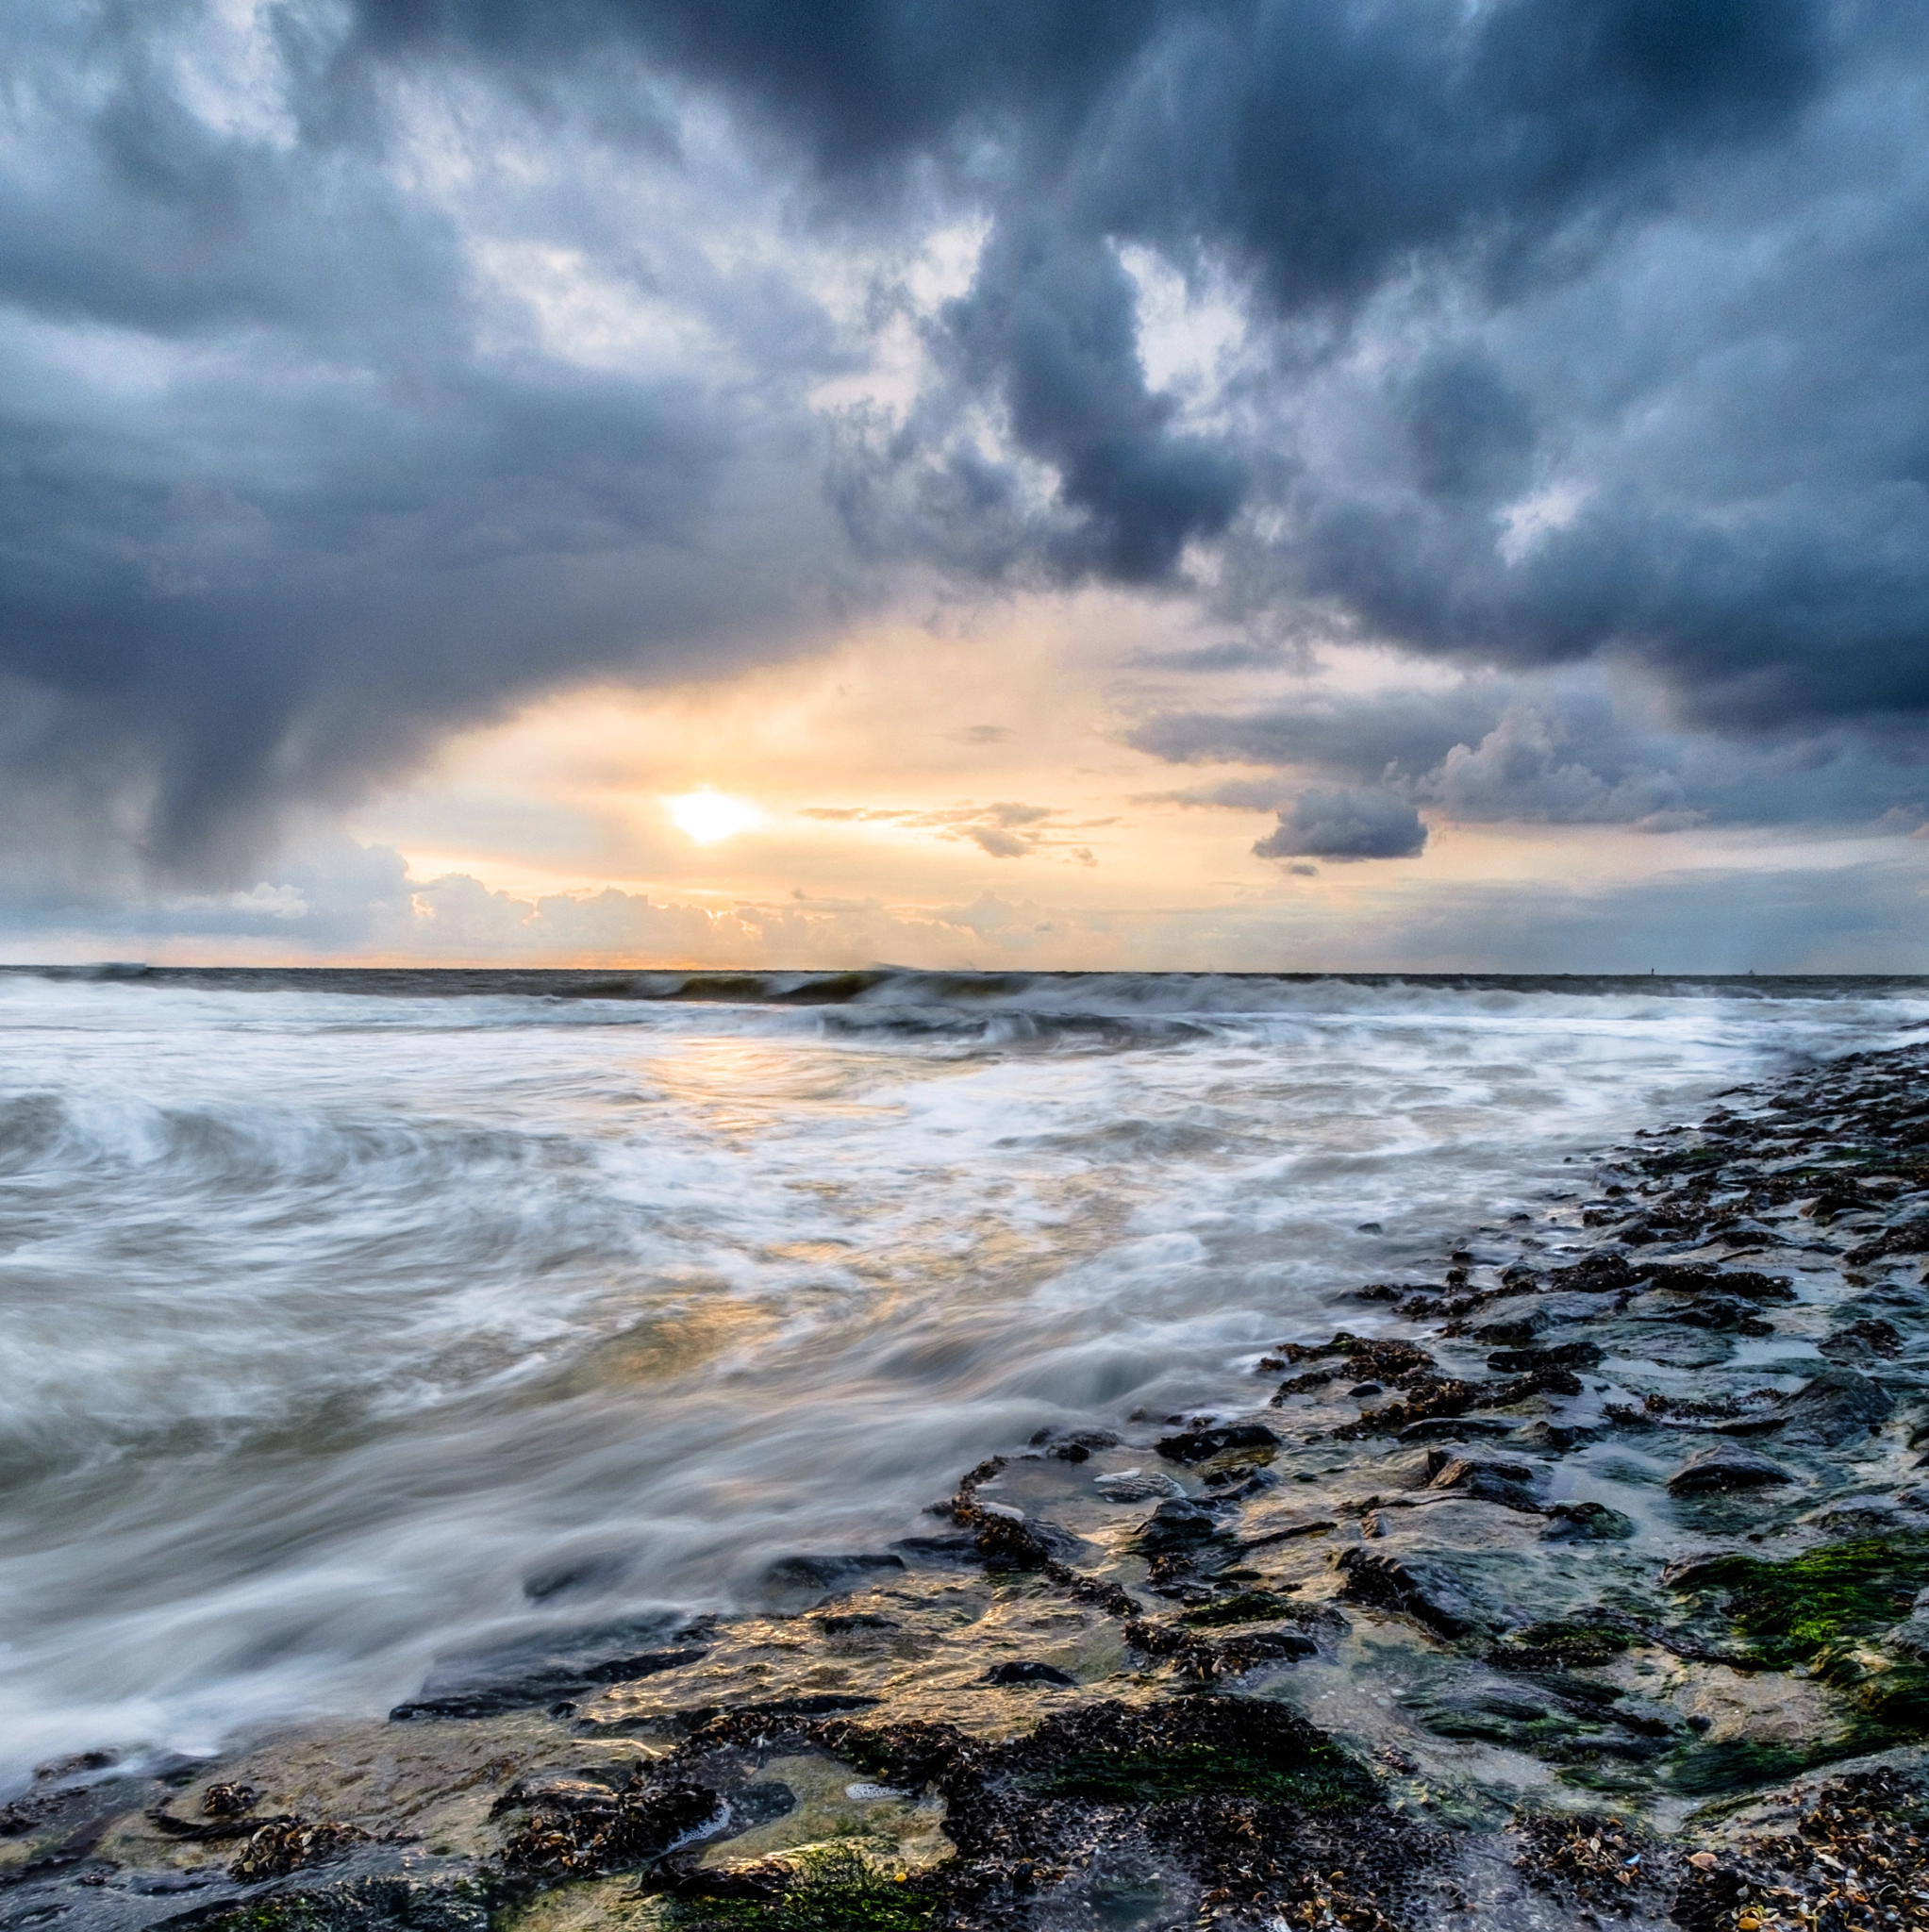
<box><xmin>665</xmin><ymin>789</ymin><xmax>761</xmax><ymax>844</ymax></box>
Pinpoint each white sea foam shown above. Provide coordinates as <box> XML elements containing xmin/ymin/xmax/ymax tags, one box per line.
<box><xmin>0</xmin><ymin>967</ymin><xmax>1922</xmax><ymax>1783</ymax></box>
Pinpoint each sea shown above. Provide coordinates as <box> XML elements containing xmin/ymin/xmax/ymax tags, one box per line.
<box><xmin>2</xmin><ymin>966</ymin><xmax>1926</xmax><ymax>1786</ymax></box>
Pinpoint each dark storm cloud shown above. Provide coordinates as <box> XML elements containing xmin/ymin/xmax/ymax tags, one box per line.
<box><xmin>1133</xmin><ymin>676</ymin><xmax>1929</xmax><ymax>839</ymax></box>
<box><xmin>0</xmin><ymin>0</ymin><xmax>847</xmax><ymax>875</ymax></box>
<box><xmin>8</xmin><ymin>0</ymin><xmax>1929</xmax><ymax>888</ymax></box>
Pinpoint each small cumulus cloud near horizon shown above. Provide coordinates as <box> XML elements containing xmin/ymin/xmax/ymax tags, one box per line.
<box><xmin>3</xmin><ymin>0</ymin><xmax>1929</xmax><ymax>968</ymax></box>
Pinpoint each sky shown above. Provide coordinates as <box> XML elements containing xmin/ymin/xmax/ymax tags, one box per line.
<box><xmin>6</xmin><ymin>0</ymin><xmax>1929</xmax><ymax>971</ymax></box>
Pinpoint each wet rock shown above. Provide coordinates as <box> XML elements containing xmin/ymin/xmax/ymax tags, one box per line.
<box><xmin>1818</xmin><ymin>1316</ymin><xmax>1904</xmax><ymax>1360</ymax></box>
<box><xmin>227</xmin><ymin>1817</ymin><xmax>373</xmax><ymax>1883</ymax></box>
<box><xmin>1667</xmin><ymin>1445</ymin><xmax>1795</xmax><ymax>1495</ymax></box>
<box><xmin>1473</xmin><ymin>1307</ymin><xmax>1550</xmax><ymax>1346</ymax></box>
<box><xmin>389</xmin><ymin>1641</ymin><xmax>709</xmax><ymax>1721</ymax></box>
<box><xmin>979</xmin><ymin>1660</ymin><xmax>1076</xmax><ymax>1688</ymax></box>
<box><xmin>1272</xmin><ymin>1368</ymin><xmax>1336</xmax><ymax>1398</ymax></box>
<box><xmin>1547</xmin><ymin>1254</ymin><xmax>1642</xmax><ymax>1294</ymax></box>
<box><xmin>1331</xmin><ymin>1548</ymin><xmax>1492</xmax><ymax>1638</ymax></box>
<box><xmin>493</xmin><ymin>1774</ymin><xmax>624</xmax><ymax>1816</ymax></box>
<box><xmin>1090</xmin><ymin>1469</ymin><xmax>1183</xmax><ymax>1504</ymax></box>
<box><xmin>727</xmin><ymin>1781</ymin><xmax>799</xmax><ymax>1832</ymax></box>
<box><xmin>1420</xmin><ymin>1452</ymin><xmax>1543</xmax><ymax>1512</ymax></box>
<box><xmin>1201</xmin><ymin>1464</ymin><xmax>1280</xmax><ymax>1501</ymax></box>
<box><xmin>1279</xmin><ymin>1332</ymin><xmax>1437</xmax><ymax>1379</ymax></box>
<box><xmin>1155</xmin><ymin>1420</ymin><xmax>1281</xmax><ymax>1463</ymax></box>
<box><xmin>1846</xmin><ymin>1217</ymin><xmax>1929</xmax><ymax>1265</ymax></box>
<box><xmin>501</xmin><ymin>1776</ymin><xmax>722</xmax><ymax>1876</ymax></box>
<box><xmin>1639</xmin><ymin>1262</ymin><xmax>1797</xmax><ymax>1304</ymax></box>
<box><xmin>1540</xmin><ymin>1500</ymin><xmax>1636</xmax><ymax>1541</ymax></box>
<box><xmin>1487</xmin><ymin>1621</ymin><xmax>1637</xmax><ymax>1670</ymax></box>
<box><xmin>1487</xmin><ymin>1363</ymin><xmax>1587</xmax><ymax>1405</ymax></box>
<box><xmin>1649</xmin><ymin>1292</ymin><xmax>1778</xmax><ymax>1334</ymax></box>
<box><xmin>1028</xmin><ymin>1425</ymin><xmax>1122</xmax><ymax>1461</ymax></box>
<box><xmin>1484</xmin><ymin>1340</ymin><xmax>1603</xmax><ymax>1374</ymax></box>
<box><xmin>763</xmin><ymin>1552</ymin><xmax>907</xmax><ymax>1594</ymax></box>
<box><xmin>814</xmin><ymin>1610</ymin><xmax>901</xmax><ymax>1634</ymax></box>
<box><xmin>1775</xmin><ymin>1365</ymin><xmax>1896</xmax><ymax>1445</ymax></box>
<box><xmin>1396</xmin><ymin>1415</ymin><xmax>1520</xmax><ymax>1443</ymax></box>
<box><xmin>952</xmin><ymin>1500</ymin><xmax>1080</xmax><ymax>1571</ymax></box>
<box><xmin>889</xmin><ymin>1531</ymin><xmax>980</xmax><ymax>1566</ymax></box>
<box><xmin>1176</xmin><ymin>1590</ymin><xmax>1303</xmax><ymax>1628</ymax></box>
<box><xmin>1331</xmin><ymin>1376</ymin><xmax>1481</xmax><ymax>1440</ymax></box>
<box><xmin>208</xmin><ymin>1874</ymin><xmax>491</xmax><ymax>1932</ymax></box>
<box><xmin>1514</xmin><ymin>1419</ymin><xmax>1602</xmax><ymax>1452</ymax></box>
<box><xmin>1135</xmin><ymin>1497</ymin><xmax>1235</xmax><ymax>1553</ymax></box>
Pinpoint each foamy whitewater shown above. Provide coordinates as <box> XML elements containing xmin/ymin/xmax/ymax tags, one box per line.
<box><xmin>2</xmin><ymin>968</ymin><xmax>1927</xmax><ymax>1784</ymax></box>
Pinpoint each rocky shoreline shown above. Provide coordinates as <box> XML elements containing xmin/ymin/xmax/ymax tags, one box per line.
<box><xmin>13</xmin><ymin>1038</ymin><xmax>1929</xmax><ymax>1931</ymax></box>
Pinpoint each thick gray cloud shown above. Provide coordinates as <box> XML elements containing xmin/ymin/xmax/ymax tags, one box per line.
<box><xmin>1132</xmin><ymin>675</ymin><xmax>1929</xmax><ymax>841</ymax></box>
<box><xmin>1252</xmin><ymin>788</ymin><xmax>1428</xmax><ymax>862</ymax></box>
<box><xmin>7</xmin><ymin>0</ymin><xmax>1929</xmax><ymax>892</ymax></box>
<box><xmin>0</xmin><ymin>0</ymin><xmax>851</xmax><ymax>876</ymax></box>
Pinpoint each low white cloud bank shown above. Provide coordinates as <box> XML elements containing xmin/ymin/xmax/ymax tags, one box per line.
<box><xmin>4</xmin><ymin>834</ymin><xmax>1929</xmax><ymax>974</ymax></box>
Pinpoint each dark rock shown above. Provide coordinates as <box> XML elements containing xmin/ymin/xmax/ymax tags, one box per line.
<box><xmin>1639</xmin><ymin>1263</ymin><xmax>1797</xmax><ymax>1304</ymax></box>
<box><xmin>1667</xmin><ymin>1446</ymin><xmax>1795</xmax><ymax>1495</ymax></box>
<box><xmin>1488</xmin><ymin>1365</ymin><xmax>1587</xmax><ymax>1404</ymax></box>
<box><xmin>1202</xmin><ymin>1463</ymin><xmax>1280</xmax><ymax>1500</ymax></box>
<box><xmin>1156</xmin><ymin>1421</ymin><xmax>1280</xmax><ymax>1463</ymax></box>
<box><xmin>1330</xmin><ymin>1548</ymin><xmax>1491</xmax><ymax>1638</ymax></box>
<box><xmin>762</xmin><ymin>1552</ymin><xmax>907</xmax><ymax>1594</ymax></box>
<box><xmin>890</xmin><ymin>1532</ymin><xmax>981</xmax><ymax>1566</ymax></box>
<box><xmin>1272</xmin><ymin>1369</ymin><xmax>1337</xmax><ymax>1398</ymax></box>
<box><xmin>495</xmin><ymin>1774</ymin><xmax>626</xmax><ymax>1816</ymax></box>
<box><xmin>1667</xmin><ymin>1295</ymin><xmax>1777</xmax><ymax>1335</ymax></box>
<box><xmin>1278</xmin><ymin>1333</ymin><xmax>1436</xmax><ymax>1379</ymax></box>
<box><xmin>960</xmin><ymin>1506</ymin><xmax>1081</xmax><ymax>1572</ymax></box>
<box><xmin>981</xmin><ymin>1660</ymin><xmax>1077</xmax><ymax>1688</ymax></box>
<box><xmin>1485</xmin><ymin>1341</ymin><xmax>1603</xmax><ymax>1374</ymax></box>
<box><xmin>728</xmin><ymin>1781</ymin><xmax>799</xmax><ymax>1831</ymax></box>
<box><xmin>389</xmin><ymin>1641</ymin><xmax>708</xmax><ymax>1721</ymax></box>
<box><xmin>228</xmin><ymin>1817</ymin><xmax>373</xmax><ymax>1883</ymax></box>
<box><xmin>1332</xmin><ymin>1377</ymin><xmax>1481</xmax><ymax>1440</ymax></box>
<box><xmin>1540</xmin><ymin>1501</ymin><xmax>1636</xmax><ymax>1541</ymax></box>
<box><xmin>1514</xmin><ymin>1421</ymin><xmax>1602</xmax><ymax>1452</ymax></box>
<box><xmin>1396</xmin><ymin>1416</ymin><xmax>1520</xmax><ymax>1443</ymax></box>
<box><xmin>1029</xmin><ymin>1426</ymin><xmax>1124</xmax><ymax>1461</ymax></box>
<box><xmin>1473</xmin><ymin>1307</ymin><xmax>1551</xmax><ymax>1347</ymax></box>
<box><xmin>1847</xmin><ymin>1218</ymin><xmax>1929</xmax><ymax>1265</ymax></box>
<box><xmin>1136</xmin><ymin>1497</ymin><xmax>1235</xmax><ymax>1552</ymax></box>
<box><xmin>1776</xmin><ymin>1365</ymin><xmax>1896</xmax><ymax>1445</ymax></box>
<box><xmin>1818</xmin><ymin>1317</ymin><xmax>1904</xmax><ymax>1361</ymax></box>
<box><xmin>1209</xmin><ymin>1628</ymin><xmax>1319</xmax><ymax>1670</ymax></box>
<box><xmin>501</xmin><ymin>1777</ymin><xmax>722</xmax><ymax>1875</ymax></box>
<box><xmin>1421</xmin><ymin>1454</ymin><xmax>1543</xmax><ymax>1511</ymax></box>
<box><xmin>652</xmin><ymin>1693</ymin><xmax>884</xmax><ymax>1733</ymax></box>
<box><xmin>1547</xmin><ymin>1254</ymin><xmax>1641</xmax><ymax>1294</ymax></box>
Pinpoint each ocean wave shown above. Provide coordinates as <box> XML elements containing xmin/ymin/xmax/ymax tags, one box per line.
<box><xmin>0</xmin><ymin>969</ymin><xmax>1925</xmax><ymax>1783</ymax></box>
